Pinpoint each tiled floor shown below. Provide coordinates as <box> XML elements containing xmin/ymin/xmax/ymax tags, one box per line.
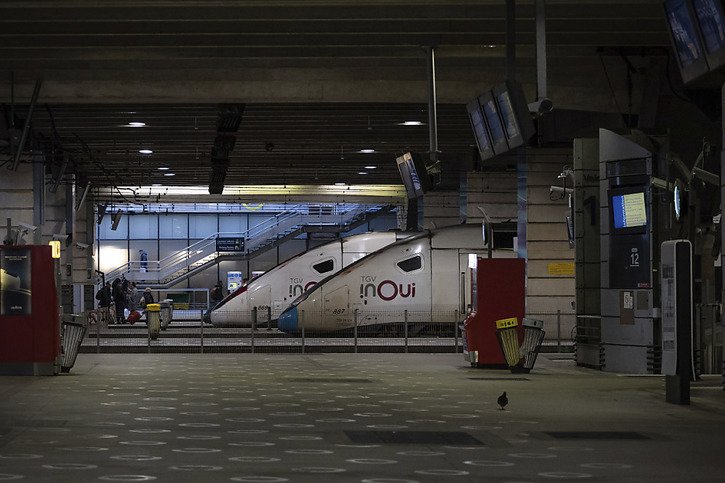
<box><xmin>0</xmin><ymin>354</ymin><xmax>723</xmax><ymax>482</ymax></box>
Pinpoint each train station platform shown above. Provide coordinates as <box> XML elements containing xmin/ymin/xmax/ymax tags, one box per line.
<box><xmin>0</xmin><ymin>353</ymin><xmax>723</xmax><ymax>482</ymax></box>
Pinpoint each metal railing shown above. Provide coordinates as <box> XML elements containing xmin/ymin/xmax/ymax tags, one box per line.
<box><xmin>101</xmin><ymin>203</ymin><xmax>382</xmax><ymax>286</ymax></box>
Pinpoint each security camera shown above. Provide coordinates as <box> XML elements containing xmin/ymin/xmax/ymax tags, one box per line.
<box><xmin>528</xmin><ymin>98</ymin><xmax>554</xmax><ymax>115</ymax></box>
<box><xmin>17</xmin><ymin>222</ymin><xmax>38</xmax><ymax>232</ymax></box>
<box><xmin>550</xmin><ymin>185</ymin><xmax>573</xmax><ymax>195</ymax></box>
<box><xmin>75</xmin><ymin>242</ymin><xmax>90</xmax><ymax>249</ymax></box>
<box><xmin>52</xmin><ymin>234</ymin><xmax>69</xmax><ymax>241</ymax></box>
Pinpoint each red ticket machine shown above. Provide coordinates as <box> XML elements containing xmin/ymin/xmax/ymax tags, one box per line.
<box><xmin>463</xmin><ymin>257</ymin><xmax>525</xmax><ymax>368</ymax></box>
<box><xmin>0</xmin><ymin>245</ymin><xmax>60</xmax><ymax>375</ymax></box>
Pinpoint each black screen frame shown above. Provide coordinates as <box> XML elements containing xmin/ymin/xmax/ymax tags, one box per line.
<box><xmin>608</xmin><ymin>185</ymin><xmax>649</xmax><ymax>236</ymax></box>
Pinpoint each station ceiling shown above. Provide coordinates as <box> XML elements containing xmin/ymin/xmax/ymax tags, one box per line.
<box><xmin>1</xmin><ymin>0</ymin><xmax>670</xmax><ymax>189</ymax></box>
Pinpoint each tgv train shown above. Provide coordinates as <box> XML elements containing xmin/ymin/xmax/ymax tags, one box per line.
<box><xmin>278</xmin><ymin>223</ymin><xmax>515</xmax><ymax>333</ymax></box>
<box><xmin>208</xmin><ymin>231</ymin><xmax>411</xmax><ymax>326</ymax></box>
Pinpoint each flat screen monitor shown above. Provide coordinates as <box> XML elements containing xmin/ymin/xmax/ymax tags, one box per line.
<box><xmin>466</xmin><ymin>99</ymin><xmax>494</xmax><ymax>161</ymax></box>
<box><xmin>664</xmin><ymin>0</ymin><xmax>711</xmax><ymax>83</ymax></box>
<box><xmin>492</xmin><ymin>80</ymin><xmax>534</xmax><ymax>150</ymax></box>
<box><xmin>396</xmin><ymin>152</ymin><xmax>431</xmax><ymax>199</ymax></box>
<box><xmin>610</xmin><ymin>190</ymin><xmax>647</xmax><ymax>234</ymax></box>
<box><xmin>692</xmin><ymin>0</ymin><xmax>725</xmax><ymax>68</ymax></box>
<box><xmin>477</xmin><ymin>92</ymin><xmax>509</xmax><ymax>155</ymax></box>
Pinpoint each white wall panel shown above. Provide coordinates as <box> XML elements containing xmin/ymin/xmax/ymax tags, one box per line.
<box><xmin>129</xmin><ymin>214</ymin><xmax>158</xmax><ymax>239</ymax></box>
<box><xmin>159</xmin><ymin>214</ymin><xmax>188</xmax><ymax>239</ymax></box>
<box><xmin>189</xmin><ymin>214</ymin><xmax>217</xmax><ymax>238</ymax></box>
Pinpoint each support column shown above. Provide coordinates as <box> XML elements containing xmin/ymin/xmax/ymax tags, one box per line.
<box><xmin>426</xmin><ymin>46</ymin><xmax>439</xmax><ymax>164</ymax></box>
<box><xmin>32</xmin><ymin>151</ymin><xmax>45</xmax><ymax>245</ymax></box>
<box><xmin>506</xmin><ymin>0</ymin><xmax>516</xmax><ymax>81</ymax></box>
<box><xmin>535</xmin><ymin>0</ymin><xmax>547</xmax><ymax>99</ymax></box>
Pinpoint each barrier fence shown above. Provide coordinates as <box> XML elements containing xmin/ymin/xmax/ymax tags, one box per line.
<box><xmin>81</xmin><ymin>308</ymin><xmax>465</xmax><ymax>354</ymax></box>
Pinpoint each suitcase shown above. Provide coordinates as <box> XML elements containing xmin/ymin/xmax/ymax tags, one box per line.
<box><xmin>127</xmin><ymin>310</ymin><xmax>141</xmax><ymax>324</ymax></box>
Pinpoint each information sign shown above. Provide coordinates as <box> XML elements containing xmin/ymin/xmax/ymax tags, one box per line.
<box><xmin>216</xmin><ymin>237</ymin><xmax>245</xmax><ymax>252</ymax></box>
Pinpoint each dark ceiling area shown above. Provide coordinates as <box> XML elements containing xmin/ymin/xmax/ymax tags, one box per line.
<box><xmin>25</xmin><ymin>102</ymin><xmax>472</xmax><ymax>186</ymax></box>
<box><xmin>0</xmin><ymin>1</ymin><xmax>671</xmax><ymax>190</ymax></box>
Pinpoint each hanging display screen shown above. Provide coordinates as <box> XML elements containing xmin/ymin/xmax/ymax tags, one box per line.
<box><xmin>611</xmin><ymin>192</ymin><xmax>647</xmax><ymax>229</ymax></box>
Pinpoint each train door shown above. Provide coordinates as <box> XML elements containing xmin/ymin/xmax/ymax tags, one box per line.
<box><xmin>249</xmin><ymin>284</ymin><xmax>271</xmax><ymax>324</ymax></box>
<box><xmin>431</xmin><ymin>249</ymin><xmax>462</xmax><ymax>322</ymax></box>
<box><xmin>323</xmin><ymin>285</ymin><xmax>350</xmax><ymax>329</ymax></box>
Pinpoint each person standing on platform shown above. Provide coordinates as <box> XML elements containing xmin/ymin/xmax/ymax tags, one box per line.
<box><xmin>139</xmin><ymin>249</ymin><xmax>148</xmax><ymax>272</ymax></box>
<box><xmin>95</xmin><ymin>281</ymin><xmax>113</xmax><ymax>327</ymax></box>
<box><xmin>141</xmin><ymin>287</ymin><xmax>155</xmax><ymax>308</ymax></box>
<box><xmin>211</xmin><ymin>281</ymin><xmax>224</xmax><ymax>308</ymax></box>
<box><xmin>112</xmin><ymin>278</ymin><xmax>126</xmax><ymax>324</ymax></box>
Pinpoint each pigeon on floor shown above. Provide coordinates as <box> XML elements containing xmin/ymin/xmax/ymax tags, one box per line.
<box><xmin>497</xmin><ymin>391</ymin><xmax>508</xmax><ymax>410</ymax></box>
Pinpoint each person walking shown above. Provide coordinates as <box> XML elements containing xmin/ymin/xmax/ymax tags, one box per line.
<box><xmin>141</xmin><ymin>287</ymin><xmax>155</xmax><ymax>308</ymax></box>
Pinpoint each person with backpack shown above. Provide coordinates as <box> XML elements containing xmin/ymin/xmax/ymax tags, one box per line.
<box><xmin>95</xmin><ymin>282</ymin><xmax>112</xmax><ymax>327</ymax></box>
<box><xmin>111</xmin><ymin>278</ymin><xmax>125</xmax><ymax>324</ymax></box>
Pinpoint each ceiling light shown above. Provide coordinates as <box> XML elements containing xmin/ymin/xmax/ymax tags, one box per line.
<box><xmin>151</xmin><ymin>183</ymin><xmax>162</xmax><ymax>187</ymax></box>
<box><xmin>334</xmin><ymin>182</ymin><xmax>346</xmax><ymax>186</ymax></box>
<box><xmin>157</xmin><ymin>166</ymin><xmax>170</xmax><ymax>171</ymax></box>
<box><xmin>398</xmin><ymin>121</ymin><xmax>425</xmax><ymax>126</ymax></box>
<box><xmin>139</xmin><ymin>149</ymin><xmax>153</xmax><ymax>155</ymax></box>
<box><xmin>358</xmin><ymin>149</ymin><xmax>376</xmax><ymax>154</ymax></box>
<box><xmin>164</xmin><ymin>173</ymin><xmax>176</xmax><ymax>177</ymax></box>
<box><xmin>364</xmin><ymin>165</ymin><xmax>377</xmax><ymax>169</ymax></box>
<box><xmin>484</xmin><ymin>44</ymin><xmax>497</xmax><ymax>48</ymax></box>
<box><xmin>127</xmin><ymin>122</ymin><xmax>146</xmax><ymax>127</ymax></box>
<box><xmin>358</xmin><ymin>171</ymin><xmax>368</xmax><ymax>175</ymax></box>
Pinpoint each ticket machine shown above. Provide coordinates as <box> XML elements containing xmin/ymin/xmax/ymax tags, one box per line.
<box><xmin>0</xmin><ymin>245</ymin><xmax>60</xmax><ymax>375</ymax></box>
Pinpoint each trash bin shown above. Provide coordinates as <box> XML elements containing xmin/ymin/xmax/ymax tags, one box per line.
<box><xmin>61</xmin><ymin>314</ymin><xmax>87</xmax><ymax>373</ymax></box>
<box><xmin>146</xmin><ymin>303</ymin><xmax>161</xmax><ymax>340</ymax></box>
<box><xmin>160</xmin><ymin>299</ymin><xmax>173</xmax><ymax>330</ymax></box>
<box><xmin>513</xmin><ymin>318</ymin><xmax>546</xmax><ymax>373</ymax></box>
<box><xmin>495</xmin><ymin>317</ymin><xmax>523</xmax><ymax>369</ymax></box>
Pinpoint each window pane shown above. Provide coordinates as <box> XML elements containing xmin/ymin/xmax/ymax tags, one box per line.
<box><xmin>129</xmin><ymin>214</ymin><xmax>158</xmax><ymax>239</ymax></box>
<box><xmin>312</xmin><ymin>259</ymin><xmax>335</xmax><ymax>274</ymax></box>
<box><xmin>397</xmin><ymin>255</ymin><xmax>422</xmax><ymax>272</ymax></box>
<box><xmin>159</xmin><ymin>214</ymin><xmax>188</xmax><ymax>239</ymax></box>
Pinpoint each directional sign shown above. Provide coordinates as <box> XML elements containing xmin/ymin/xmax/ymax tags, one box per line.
<box><xmin>216</xmin><ymin>237</ymin><xmax>245</xmax><ymax>252</ymax></box>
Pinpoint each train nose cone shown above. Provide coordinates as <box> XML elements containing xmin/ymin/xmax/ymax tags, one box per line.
<box><xmin>278</xmin><ymin>307</ymin><xmax>298</xmax><ymax>332</ymax></box>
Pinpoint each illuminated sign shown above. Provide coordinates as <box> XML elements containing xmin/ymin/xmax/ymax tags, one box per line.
<box><xmin>49</xmin><ymin>240</ymin><xmax>61</xmax><ymax>259</ymax></box>
<box><xmin>612</xmin><ymin>192</ymin><xmax>647</xmax><ymax>229</ymax></box>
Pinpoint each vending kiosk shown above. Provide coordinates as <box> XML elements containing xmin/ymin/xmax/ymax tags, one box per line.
<box><xmin>0</xmin><ymin>245</ymin><xmax>60</xmax><ymax>375</ymax></box>
<box><xmin>463</xmin><ymin>257</ymin><xmax>525</xmax><ymax>367</ymax></box>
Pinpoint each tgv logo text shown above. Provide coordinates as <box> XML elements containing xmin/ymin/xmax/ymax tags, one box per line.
<box><xmin>359</xmin><ymin>276</ymin><xmax>416</xmax><ymax>302</ymax></box>
<box><xmin>289</xmin><ymin>277</ymin><xmax>317</xmax><ymax>297</ymax></box>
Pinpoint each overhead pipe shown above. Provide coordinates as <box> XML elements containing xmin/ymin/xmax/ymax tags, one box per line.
<box><xmin>506</xmin><ymin>0</ymin><xmax>516</xmax><ymax>81</ymax></box>
<box><xmin>10</xmin><ymin>79</ymin><xmax>42</xmax><ymax>171</ymax></box>
<box><xmin>425</xmin><ymin>46</ymin><xmax>439</xmax><ymax>163</ymax></box>
<box><xmin>535</xmin><ymin>0</ymin><xmax>547</xmax><ymax>99</ymax></box>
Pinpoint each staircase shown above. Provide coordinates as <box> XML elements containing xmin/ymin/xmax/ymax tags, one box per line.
<box><xmin>102</xmin><ymin>204</ymin><xmax>396</xmax><ymax>289</ymax></box>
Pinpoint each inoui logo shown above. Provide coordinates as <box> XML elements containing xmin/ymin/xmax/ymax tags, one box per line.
<box><xmin>289</xmin><ymin>277</ymin><xmax>317</xmax><ymax>297</ymax></box>
<box><xmin>359</xmin><ymin>275</ymin><xmax>415</xmax><ymax>302</ymax></box>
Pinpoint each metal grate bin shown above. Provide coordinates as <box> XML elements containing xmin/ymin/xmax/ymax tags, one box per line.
<box><xmin>514</xmin><ymin>318</ymin><xmax>546</xmax><ymax>373</ymax></box>
<box><xmin>61</xmin><ymin>315</ymin><xmax>87</xmax><ymax>373</ymax></box>
<box><xmin>496</xmin><ymin>317</ymin><xmax>523</xmax><ymax>369</ymax></box>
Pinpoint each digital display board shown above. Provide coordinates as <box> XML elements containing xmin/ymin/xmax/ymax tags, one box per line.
<box><xmin>395</xmin><ymin>152</ymin><xmax>430</xmax><ymax>199</ymax></box>
<box><xmin>693</xmin><ymin>0</ymin><xmax>725</xmax><ymax>54</ymax></box>
<box><xmin>466</xmin><ymin>99</ymin><xmax>494</xmax><ymax>161</ymax></box>
<box><xmin>665</xmin><ymin>0</ymin><xmax>705</xmax><ymax>67</ymax></box>
<box><xmin>611</xmin><ymin>192</ymin><xmax>647</xmax><ymax>229</ymax></box>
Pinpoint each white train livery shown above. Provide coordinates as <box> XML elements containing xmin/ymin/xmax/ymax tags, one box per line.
<box><xmin>208</xmin><ymin>231</ymin><xmax>410</xmax><ymax>326</ymax></box>
<box><xmin>278</xmin><ymin>223</ymin><xmax>515</xmax><ymax>332</ymax></box>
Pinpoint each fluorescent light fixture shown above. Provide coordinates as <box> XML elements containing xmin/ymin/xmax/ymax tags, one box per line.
<box><xmin>334</xmin><ymin>182</ymin><xmax>346</xmax><ymax>186</ymax></box>
<box><xmin>127</xmin><ymin>122</ymin><xmax>146</xmax><ymax>127</ymax></box>
<box><xmin>151</xmin><ymin>183</ymin><xmax>162</xmax><ymax>187</ymax></box>
<box><xmin>358</xmin><ymin>149</ymin><xmax>376</xmax><ymax>154</ymax></box>
<box><xmin>398</xmin><ymin>121</ymin><xmax>425</xmax><ymax>126</ymax></box>
<box><xmin>139</xmin><ymin>149</ymin><xmax>153</xmax><ymax>155</ymax></box>
<box><xmin>357</xmin><ymin>171</ymin><xmax>368</xmax><ymax>175</ymax></box>
<box><xmin>164</xmin><ymin>172</ymin><xmax>176</xmax><ymax>177</ymax></box>
<box><xmin>157</xmin><ymin>166</ymin><xmax>170</xmax><ymax>170</ymax></box>
<box><xmin>364</xmin><ymin>165</ymin><xmax>377</xmax><ymax>169</ymax></box>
